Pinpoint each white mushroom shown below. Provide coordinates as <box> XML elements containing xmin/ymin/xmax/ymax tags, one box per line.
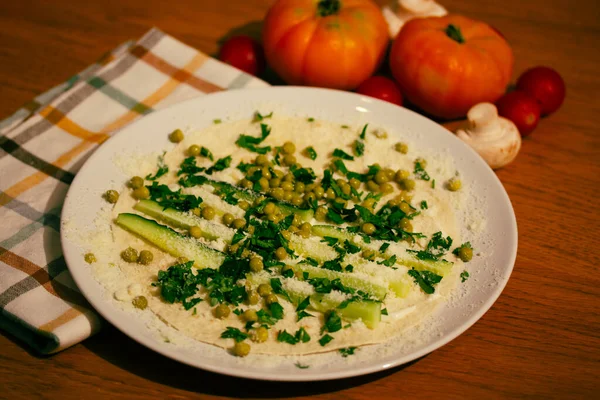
<box><xmin>456</xmin><ymin>103</ymin><xmax>522</xmax><ymax>170</ymax></box>
<box><xmin>382</xmin><ymin>0</ymin><xmax>448</xmax><ymax>38</ymax></box>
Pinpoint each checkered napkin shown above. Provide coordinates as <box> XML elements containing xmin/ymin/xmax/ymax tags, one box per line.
<box><xmin>0</xmin><ymin>28</ymin><xmax>269</xmax><ymax>354</ymax></box>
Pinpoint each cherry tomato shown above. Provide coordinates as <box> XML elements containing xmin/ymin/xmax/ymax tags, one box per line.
<box><xmin>516</xmin><ymin>66</ymin><xmax>565</xmax><ymax>115</ymax></box>
<box><xmin>356</xmin><ymin>76</ymin><xmax>403</xmax><ymax>106</ymax></box>
<box><xmin>219</xmin><ymin>36</ymin><xmax>265</xmax><ymax>76</ymax></box>
<box><xmin>496</xmin><ymin>91</ymin><xmax>541</xmax><ymax>137</ymax></box>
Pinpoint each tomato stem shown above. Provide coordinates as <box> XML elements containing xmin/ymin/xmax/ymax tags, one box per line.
<box><xmin>317</xmin><ymin>0</ymin><xmax>341</xmax><ymax>17</ymax></box>
<box><xmin>445</xmin><ymin>24</ymin><xmax>465</xmax><ymax>44</ymax></box>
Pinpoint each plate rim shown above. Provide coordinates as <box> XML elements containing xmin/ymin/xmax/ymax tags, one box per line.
<box><xmin>61</xmin><ymin>86</ymin><xmax>518</xmax><ymax>381</ymax></box>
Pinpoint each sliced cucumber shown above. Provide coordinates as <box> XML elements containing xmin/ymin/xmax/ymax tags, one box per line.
<box><xmin>310</xmin><ymin>294</ymin><xmax>381</xmax><ymax>329</ymax></box>
<box><xmin>115</xmin><ymin>213</ymin><xmax>226</xmax><ymax>269</ymax></box>
<box><xmin>133</xmin><ymin>200</ymin><xmax>229</xmax><ymax>241</ymax></box>
<box><xmin>246</xmin><ymin>273</ymin><xmax>381</xmax><ymax>329</ymax></box>
<box><xmin>292</xmin><ymin>263</ymin><xmax>387</xmax><ymax>301</ymax></box>
<box><xmin>205</xmin><ymin>178</ymin><xmax>314</xmax><ymax>222</ymax></box>
<box><xmin>312</xmin><ymin>224</ymin><xmax>453</xmax><ymax>277</ymax></box>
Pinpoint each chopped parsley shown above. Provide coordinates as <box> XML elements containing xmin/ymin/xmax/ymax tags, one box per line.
<box><xmin>319</xmin><ymin>334</ymin><xmax>334</xmax><ymax>346</ymax></box>
<box><xmin>379</xmin><ymin>243</ymin><xmax>390</xmax><ymax>253</ymax></box>
<box><xmin>213</xmin><ymin>118</ymin><xmax>222</xmax><ymax>124</ymax></box>
<box><xmin>420</xmin><ymin>200</ymin><xmax>428</xmax><ymax>210</ymax></box>
<box><xmin>235</xmin><ymin>123</ymin><xmax>272</xmax><ymax>154</ymax></box>
<box><xmin>253</xmin><ymin>111</ymin><xmax>273</xmax><ymax>122</ymax></box>
<box><xmin>277</xmin><ymin>327</ymin><xmax>311</xmax><ymax>345</ymax></box>
<box><xmin>304</xmin><ymin>146</ymin><xmax>317</xmax><ymax>160</ymax></box>
<box><xmin>307</xmin><ymin>117</ymin><xmax>315</xmax><ymax>122</ymax></box>
<box><xmin>359</xmin><ymin>124</ymin><xmax>368</xmax><ymax>139</ymax></box>
<box><xmin>290</xmin><ymin>164</ymin><xmax>317</xmax><ymax>184</ymax></box>
<box><xmin>205</xmin><ymin>155</ymin><xmax>232</xmax><ymax>175</ymax></box>
<box><xmin>200</xmin><ymin>146</ymin><xmax>214</xmax><ymax>161</ymax></box>
<box><xmin>344</xmin><ymin>240</ymin><xmax>361</xmax><ymax>254</ymax></box>
<box><xmin>321</xmin><ymin>236</ymin><xmax>339</xmax><ymax>246</ymax></box>
<box><xmin>353</xmin><ymin>140</ymin><xmax>365</xmax><ymax>157</ymax></box>
<box><xmin>377</xmin><ymin>254</ymin><xmax>397</xmax><ymax>267</ymax></box>
<box><xmin>147</xmin><ymin>182</ymin><xmax>202</xmax><ymax>211</ymax></box>
<box><xmin>270</xmin><ymin>278</ymin><xmax>292</xmax><ymax>302</ymax></box>
<box><xmin>332</xmin><ymin>148</ymin><xmax>354</xmax><ymax>161</ymax></box>
<box><xmin>296</xmin><ymin>296</ymin><xmax>314</xmax><ymax>321</ymax></box>
<box><xmin>295</xmin><ymin>362</ymin><xmax>310</xmax><ymax>369</ymax></box>
<box><xmin>269</xmin><ymin>302</ymin><xmax>285</xmax><ymax>320</ymax></box>
<box><xmin>431</xmin><ymin>179</ymin><xmax>436</xmax><ymax>189</ymax></box>
<box><xmin>414</xmin><ymin>160</ymin><xmax>431</xmax><ymax>181</ymax></box>
<box><xmin>323</xmin><ymin>311</ymin><xmax>342</xmax><ymax>333</ymax></box>
<box><xmin>145</xmin><ymin>153</ymin><xmax>169</xmax><ymax>181</ymax></box>
<box><xmin>339</xmin><ymin>347</ymin><xmax>356</xmax><ymax>357</ymax></box>
<box><xmin>407</xmin><ymin>269</ymin><xmax>443</xmax><ymax>294</ymax></box>
<box><xmin>460</xmin><ymin>270</ymin><xmax>470</xmax><ymax>282</ymax></box>
<box><xmin>221</xmin><ymin>327</ymin><xmax>248</xmax><ymax>342</ymax></box>
<box><xmin>426</xmin><ymin>231</ymin><xmax>453</xmax><ymax>258</ymax></box>
<box><xmin>381</xmin><ymin>308</ymin><xmax>388</xmax><ymax>315</ymax></box>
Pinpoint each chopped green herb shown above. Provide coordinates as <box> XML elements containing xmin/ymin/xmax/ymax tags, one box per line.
<box><xmin>426</xmin><ymin>231</ymin><xmax>453</xmax><ymax>257</ymax></box>
<box><xmin>408</xmin><ymin>269</ymin><xmax>443</xmax><ymax>294</ymax></box>
<box><xmin>333</xmin><ymin>148</ymin><xmax>354</xmax><ymax>161</ymax></box>
<box><xmin>297</xmin><ymin>310</ymin><xmax>313</xmax><ymax>321</ymax></box>
<box><xmin>339</xmin><ymin>347</ymin><xmax>356</xmax><ymax>357</ymax></box>
<box><xmin>381</xmin><ymin>308</ymin><xmax>388</xmax><ymax>315</ymax></box>
<box><xmin>323</xmin><ymin>311</ymin><xmax>342</xmax><ymax>333</ymax></box>
<box><xmin>277</xmin><ymin>330</ymin><xmax>298</xmax><ymax>345</ymax></box>
<box><xmin>432</xmin><ymin>179</ymin><xmax>436</xmax><ymax>189</ymax></box>
<box><xmin>235</xmin><ymin>123</ymin><xmax>272</xmax><ymax>154</ymax></box>
<box><xmin>420</xmin><ymin>200</ymin><xmax>428</xmax><ymax>210</ymax></box>
<box><xmin>233</xmin><ymin>308</ymin><xmax>242</xmax><ymax>315</ymax></box>
<box><xmin>145</xmin><ymin>154</ymin><xmax>169</xmax><ymax>181</ymax></box>
<box><xmin>460</xmin><ymin>270</ymin><xmax>470</xmax><ymax>282</ymax></box>
<box><xmin>200</xmin><ymin>146</ymin><xmax>214</xmax><ymax>161</ymax></box>
<box><xmin>377</xmin><ymin>254</ymin><xmax>397</xmax><ymax>267</ymax></box>
<box><xmin>270</xmin><ymin>278</ymin><xmax>292</xmax><ymax>302</ymax></box>
<box><xmin>221</xmin><ymin>327</ymin><xmax>248</xmax><ymax>342</ymax></box>
<box><xmin>269</xmin><ymin>302</ymin><xmax>284</xmax><ymax>320</ymax></box>
<box><xmin>253</xmin><ymin>111</ymin><xmax>273</xmax><ymax>122</ymax></box>
<box><xmin>344</xmin><ymin>240</ymin><xmax>361</xmax><ymax>254</ymax></box>
<box><xmin>379</xmin><ymin>243</ymin><xmax>390</xmax><ymax>252</ymax></box>
<box><xmin>341</xmin><ymin>124</ymin><xmax>349</xmax><ymax>129</ymax></box>
<box><xmin>414</xmin><ymin>160</ymin><xmax>431</xmax><ymax>181</ymax></box>
<box><xmin>344</xmin><ymin>264</ymin><xmax>354</xmax><ymax>272</ymax></box>
<box><xmin>147</xmin><ymin>182</ymin><xmax>202</xmax><ymax>211</ymax></box>
<box><xmin>319</xmin><ymin>334</ymin><xmax>334</xmax><ymax>346</ymax></box>
<box><xmin>205</xmin><ymin>156</ymin><xmax>232</xmax><ymax>175</ymax></box>
<box><xmin>359</xmin><ymin>124</ymin><xmax>368</xmax><ymax>140</ymax></box>
<box><xmin>353</xmin><ymin>140</ymin><xmax>365</xmax><ymax>157</ymax></box>
<box><xmin>304</xmin><ymin>146</ymin><xmax>318</xmax><ymax>160</ymax></box>
<box><xmin>307</xmin><ymin>117</ymin><xmax>315</xmax><ymax>122</ymax></box>
<box><xmin>295</xmin><ymin>362</ymin><xmax>310</xmax><ymax>369</ymax></box>
<box><xmin>290</xmin><ymin>164</ymin><xmax>317</xmax><ymax>184</ymax></box>
<box><xmin>321</xmin><ymin>236</ymin><xmax>339</xmax><ymax>246</ymax></box>
<box><xmin>213</xmin><ymin>119</ymin><xmax>222</xmax><ymax>124</ymax></box>
<box><xmin>295</xmin><ymin>327</ymin><xmax>311</xmax><ymax>343</ymax></box>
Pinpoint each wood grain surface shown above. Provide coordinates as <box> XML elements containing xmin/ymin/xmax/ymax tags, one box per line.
<box><xmin>1</xmin><ymin>0</ymin><xmax>599</xmax><ymax>398</ymax></box>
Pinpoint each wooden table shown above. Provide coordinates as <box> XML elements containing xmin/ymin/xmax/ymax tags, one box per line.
<box><xmin>1</xmin><ymin>0</ymin><xmax>599</xmax><ymax>398</ymax></box>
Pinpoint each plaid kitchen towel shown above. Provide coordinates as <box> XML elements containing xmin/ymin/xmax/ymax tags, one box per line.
<box><xmin>0</xmin><ymin>28</ymin><xmax>269</xmax><ymax>354</ymax></box>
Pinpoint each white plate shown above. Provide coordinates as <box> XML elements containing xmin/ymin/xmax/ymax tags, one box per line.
<box><xmin>61</xmin><ymin>87</ymin><xmax>517</xmax><ymax>381</ymax></box>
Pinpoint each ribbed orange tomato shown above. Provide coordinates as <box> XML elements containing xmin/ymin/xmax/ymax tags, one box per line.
<box><xmin>390</xmin><ymin>15</ymin><xmax>513</xmax><ymax>119</ymax></box>
<box><xmin>262</xmin><ymin>0</ymin><xmax>389</xmax><ymax>90</ymax></box>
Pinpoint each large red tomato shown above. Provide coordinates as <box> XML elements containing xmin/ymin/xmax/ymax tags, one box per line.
<box><xmin>262</xmin><ymin>0</ymin><xmax>389</xmax><ymax>90</ymax></box>
<box><xmin>389</xmin><ymin>15</ymin><xmax>514</xmax><ymax>119</ymax></box>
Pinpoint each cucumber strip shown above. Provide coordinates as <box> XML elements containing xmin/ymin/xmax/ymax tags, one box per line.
<box><xmin>134</xmin><ymin>200</ymin><xmax>225</xmax><ymax>241</ymax></box>
<box><xmin>310</xmin><ymin>294</ymin><xmax>381</xmax><ymax>329</ymax></box>
<box><xmin>246</xmin><ymin>274</ymin><xmax>380</xmax><ymax>329</ymax></box>
<box><xmin>205</xmin><ymin>179</ymin><xmax>314</xmax><ymax>222</ymax></box>
<box><xmin>115</xmin><ymin>213</ymin><xmax>226</xmax><ymax>269</ymax></box>
<box><xmin>292</xmin><ymin>264</ymin><xmax>387</xmax><ymax>301</ymax></box>
<box><xmin>312</xmin><ymin>224</ymin><xmax>453</xmax><ymax>277</ymax></box>
<box><xmin>288</xmin><ymin>236</ymin><xmax>337</xmax><ymax>263</ymax></box>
